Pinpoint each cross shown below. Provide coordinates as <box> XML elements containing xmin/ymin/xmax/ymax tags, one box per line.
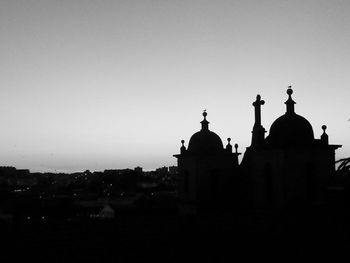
<box><xmin>253</xmin><ymin>95</ymin><xmax>265</xmax><ymax>126</ymax></box>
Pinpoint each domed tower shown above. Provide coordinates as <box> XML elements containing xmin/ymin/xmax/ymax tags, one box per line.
<box><xmin>187</xmin><ymin>111</ymin><xmax>225</xmax><ymax>154</ymax></box>
<box><xmin>266</xmin><ymin>87</ymin><xmax>315</xmax><ymax>147</ymax></box>
<box><xmin>174</xmin><ymin>111</ymin><xmax>240</xmax><ymax>212</ymax></box>
<box><xmin>242</xmin><ymin>87</ymin><xmax>341</xmax><ymax>207</ymax></box>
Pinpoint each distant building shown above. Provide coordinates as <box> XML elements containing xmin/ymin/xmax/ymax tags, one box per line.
<box><xmin>0</xmin><ymin>167</ymin><xmax>17</xmax><ymax>178</ymax></box>
<box><xmin>168</xmin><ymin>166</ymin><xmax>178</xmax><ymax>175</ymax></box>
<box><xmin>156</xmin><ymin>166</ymin><xmax>168</xmax><ymax>175</ymax></box>
<box><xmin>15</xmin><ymin>169</ymin><xmax>36</xmax><ymax>186</ymax></box>
<box><xmin>134</xmin><ymin>166</ymin><xmax>143</xmax><ymax>175</ymax></box>
<box><xmin>0</xmin><ymin>167</ymin><xmax>35</xmax><ymax>187</ymax></box>
<box><xmin>103</xmin><ymin>169</ymin><xmax>133</xmax><ymax>177</ymax></box>
<box><xmin>0</xmin><ymin>167</ymin><xmax>17</xmax><ymax>186</ymax></box>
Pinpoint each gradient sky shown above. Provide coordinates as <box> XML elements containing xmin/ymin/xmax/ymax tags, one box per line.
<box><xmin>0</xmin><ymin>0</ymin><xmax>349</xmax><ymax>172</ymax></box>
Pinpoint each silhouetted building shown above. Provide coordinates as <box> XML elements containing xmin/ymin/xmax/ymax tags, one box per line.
<box><xmin>242</xmin><ymin>87</ymin><xmax>341</xmax><ymax>207</ymax></box>
<box><xmin>156</xmin><ymin>166</ymin><xmax>169</xmax><ymax>175</ymax></box>
<box><xmin>168</xmin><ymin>166</ymin><xmax>178</xmax><ymax>175</ymax></box>
<box><xmin>174</xmin><ymin>111</ymin><xmax>240</xmax><ymax>211</ymax></box>
<box><xmin>134</xmin><ymin>166</ymin><xmax>143</xmax><ymax>176</ymax></box>
<box><xmin>174</xmin><ymin>87</ymin><xmax>342</xmax><ymax>210</ymax></box>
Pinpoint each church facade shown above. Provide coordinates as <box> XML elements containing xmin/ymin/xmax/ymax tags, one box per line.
<box><xmin>174</xmin><ymin>87</ymin><xmax>341</xmax><ymax>209</ymax></box>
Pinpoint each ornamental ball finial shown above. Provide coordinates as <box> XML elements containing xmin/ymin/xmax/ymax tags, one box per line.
<box><xmin>287</xmin><ymin>86</ymin><xmax>293</xmax><ymax>96</ymax></box>
<box><xmin>322</xmin><ymin>125</ymin><xmax>327</xmax><ymax>131</ymax></box>
<box><xmin>203</xmin><ymin>110</ymin><xmax>207</xmax><ymax>118</ymax></box>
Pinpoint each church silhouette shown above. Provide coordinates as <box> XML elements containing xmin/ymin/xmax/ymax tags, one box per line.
<box><xmin>174</xmin><ymin>87</ymin><xmax>341</xmax><ymax>211</ymax></box>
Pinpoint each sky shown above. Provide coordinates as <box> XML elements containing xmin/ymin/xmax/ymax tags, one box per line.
<box><xmin>0</xmin><ymin>0</ymin><xmax>349</xmax><ymax>172</ymax></box>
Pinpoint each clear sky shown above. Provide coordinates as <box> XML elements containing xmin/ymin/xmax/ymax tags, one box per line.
<box><xmin>0</xmin><ymin>0</ymin><xmax>349</xmax><ymax>172</ymax></box>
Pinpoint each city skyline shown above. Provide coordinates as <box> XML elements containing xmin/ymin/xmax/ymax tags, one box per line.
<box><xmin>0</xmin><ymin>1</ymin><xmax>349</xmax><ymax>172</ymax></box>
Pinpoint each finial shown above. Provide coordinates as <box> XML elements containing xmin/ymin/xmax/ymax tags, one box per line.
<box><xmin>234</xmin><ymin>143</ymin><xmax>238</xmax><ymax>153</ymax></box>
<box><xmin>285</xmin><ymin>86</ymin><xmax>296</xmax><ymax>114</ymax></box>
<box><xmin>203</xmin><ymin>110</ymin><xmax>207</xmax><ymax>119</ymax></box>
<box><xmin>200</xmin><ymin>110</ymin><xmax>209</xmax><ymax>131</ymax></box>
<box><xmin>180</xmin><ymin>140</ymin><xmax>186</xmax><ymax>154</ymax></box>
<box><xmin>321</xmin><ymin>125</ymin><xmax>329</xmax><ymax>145</ymax></box>
<box><xmin>226</xmin><ymin>138</ymin><xmax>232</xmax><ymax>153</ymax></box>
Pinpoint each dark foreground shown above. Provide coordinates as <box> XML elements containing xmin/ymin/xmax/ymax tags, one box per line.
<box><xmin>1</xmin><ymin>205</ymin><xmax>350</xmax><ymax>262</ymax></box>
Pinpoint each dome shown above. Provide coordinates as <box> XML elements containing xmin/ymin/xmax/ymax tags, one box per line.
<box><xmin>187</xmin><ymin>111</ymin><xmax>224</xmax><ymax>154</ymax></box>
<box><xmin>266</xmin><ymin>87</ymin><xmax>314</xmax><ymax>147</ymax></box>
<box><xmin>188</xmin><ymin>130</ymin><xmax>224</xmax><ymax>154</ymax></box>
<box><xmin>267</xmin><ymin>113</ymin><xmax>314</xmax><ymax>147</ymax></box>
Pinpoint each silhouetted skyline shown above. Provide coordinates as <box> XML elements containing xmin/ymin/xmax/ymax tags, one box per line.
<box><xmin>0</xmin><ymin>1</ymin><xmax>349</xmax><ymax>172</ymax></box>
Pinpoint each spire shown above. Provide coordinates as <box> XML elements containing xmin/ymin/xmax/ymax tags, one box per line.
<box><xmin>285</xmin><ymin>86</ymin><xmax>296</xmax><ymax>115</ymax></box>
<box><xmin>251</xmin><ymin>95</ymin><xmax>266</xmax><ymax>147</ymax></box>
<box><xmin>200</xmin><ymin>110</ymin><xmax>209</xmax><ymax>131</ymax></box>
<box><xmin>321</xmin><ymin>125</ymin><xmax>329</xmax><ymax>145</ymax></box>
